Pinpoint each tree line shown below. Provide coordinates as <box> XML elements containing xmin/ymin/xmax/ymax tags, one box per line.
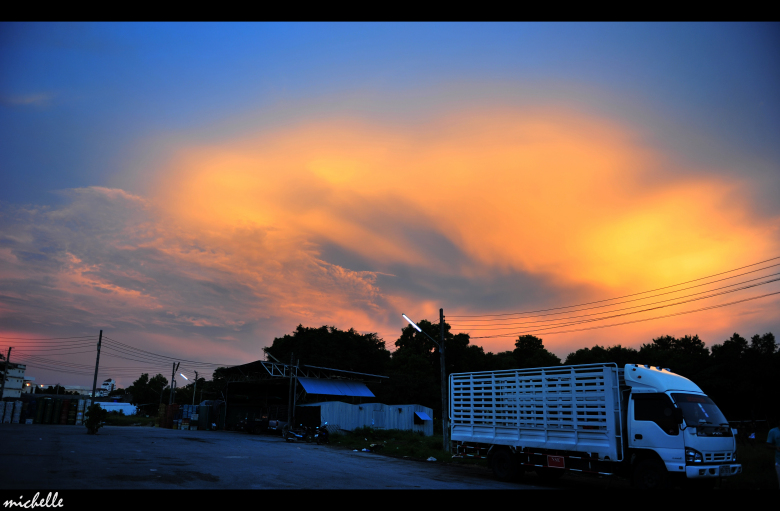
<box><xmin>126</xmin><ymin>323</ymin><xmax>778</xmax><ymax>424</ymax></box>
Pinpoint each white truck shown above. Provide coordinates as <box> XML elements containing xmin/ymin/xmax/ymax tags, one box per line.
<box><xmin>449</xmin><ymin>363</ymin><xmax>742</xmax><ymax>488</ymax></box>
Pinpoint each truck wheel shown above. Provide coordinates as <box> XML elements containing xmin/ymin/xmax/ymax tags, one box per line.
<box><xmin>633</xmin><ymin>460</ymin><xmax>669</xmax><ymax>489</ymax></box>
<box><xmin>491</xmin><ymin>448</ymin><xmax>518</xmax><ymax>482</ymax></box>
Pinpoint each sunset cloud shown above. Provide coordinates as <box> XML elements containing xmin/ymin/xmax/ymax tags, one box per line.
<box><xmin>1</xmin><ymin>106</ymin><xmax>778</xmax><ymax>376</ymax></box>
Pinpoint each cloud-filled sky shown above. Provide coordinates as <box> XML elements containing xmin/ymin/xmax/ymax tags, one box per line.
<box><xmin>1</xmin><ymin>22</ymin><xmax>779</xmax><ymax>387</ymax></box>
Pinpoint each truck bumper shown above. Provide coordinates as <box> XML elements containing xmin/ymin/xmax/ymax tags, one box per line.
<box><xmin>685</xmin><ymin>464</ymin><xmax>742</xmax><ymax>478</ymax></box>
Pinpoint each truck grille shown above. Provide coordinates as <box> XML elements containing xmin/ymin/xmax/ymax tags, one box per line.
<box><xmin>704</xmin><ymin>452</ymin><xmax>732</xmax><ymax>462</ymax></box>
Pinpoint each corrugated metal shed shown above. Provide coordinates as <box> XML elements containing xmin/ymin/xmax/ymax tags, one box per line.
<box><xmin>297</xmin><ymin>377</ymin><xmax>374</xmax><ymax>397</ymax></box>
<box><xmin>298</xmin><ymin>401</ymin><xmax>434</xmax><ymax>436</ymax></box>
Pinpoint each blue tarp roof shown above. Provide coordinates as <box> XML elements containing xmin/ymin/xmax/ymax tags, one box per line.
<box><xmin>298</xmin><ymin>377</ymin><xmax>375</xmax><ymax>397</ymax></box>
<box><xmin>415</xmin><ymin>411</ymin><xmax>432</xmax><ymax>421</ymax></box>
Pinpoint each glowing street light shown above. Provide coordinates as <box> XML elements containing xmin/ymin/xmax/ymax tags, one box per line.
<box><xmin>402</xmin><ymin>311</ymin><xmax>449</xmax><ymax>453</ymax></box>
<box><xmin>180</xmin><ymin>373</ymin><xmax>188</xmax><ymax>381</ymax></box>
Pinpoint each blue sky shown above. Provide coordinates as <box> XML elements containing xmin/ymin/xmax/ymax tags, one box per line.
<box><xmin>2</xmin><ymin>23</ymin><xmax>778</xmax><ymax>204</ymax></box>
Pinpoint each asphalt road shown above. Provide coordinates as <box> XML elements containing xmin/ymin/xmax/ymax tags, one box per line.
<box><xmin>0</xmin><ymin>424</ymin><xmax>559</xmax><ymax>490</ymax></box>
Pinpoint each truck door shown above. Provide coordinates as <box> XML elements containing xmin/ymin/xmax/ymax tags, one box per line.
<box><xmin>629</xmin><ymin>393</ymin><xmax>684</xmax><ymax>470</ymax></box>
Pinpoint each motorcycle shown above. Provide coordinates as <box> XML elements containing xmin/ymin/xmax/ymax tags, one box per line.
<box><xmin>283</xmin><ymin>423</ymin><xmax>313</xmax><ymax>443</ymax></box>
<box><xmin>315</xmin><ymin>421</ymin><xmax>330</xmax><ymax>445</ymax></box>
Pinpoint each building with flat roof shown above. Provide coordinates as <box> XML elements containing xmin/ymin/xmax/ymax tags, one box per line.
<box><xmin>1</xmin><ymin>362</ymin><xmax>27</xmax><ymax>399</ymax></box>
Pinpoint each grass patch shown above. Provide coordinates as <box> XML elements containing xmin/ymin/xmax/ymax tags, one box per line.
<box><xmin>330</xmin><ymin>427</ymin><xmax>455</xmax><ymax>462</ymax></box>
<box><xmin>719</xmin><ymin>437</ymin><xmax>778</xmax><ymax>489</ymax></box>
<box><xmin>327</xmin><ymin>428</ymin><xmax>777</xmax><ymax>489</ymax></box>
<box><xmin>327</xmin><ymin>427</ymin><xmax>485</xmax><ymax>467</ymax></box>
<box><xmin>103</xmin><ymin>413</ymin><xmax>158</xmax><ymax>427</ymax></box>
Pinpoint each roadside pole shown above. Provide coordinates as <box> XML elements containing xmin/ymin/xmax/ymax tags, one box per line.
<box><xmin>440</xmin><ymin>308</ymin><xmax>448</xmax><ymax>453</ymax></box>
<box><xmin>90</xmin><ymin>331</ymin><xmax>102</xmax><ymax>399</ymax></box>
<box><xmin>192</xmin><ymin>371</ymin><xmax>198</xmax><ymax>406</ymax></box>
<box><xmin>169</xmin><ymin>362</ymin><xmax>180</xmax><ymax>405</ymax></box>
<box><xmin>287</xmin><ymin>353</ymin><xmax>294</xmax><ymax>427</ymax></box>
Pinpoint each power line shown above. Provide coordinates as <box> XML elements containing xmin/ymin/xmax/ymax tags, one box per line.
<box><xmin>451</xmin><ymin>266</ymin><xmax>780</xmax><ymax>324</ymax></box>
<box><xmin>449</xmin><ymin>256</ymin><xmax>780</xmax><ymax>319</ymax></box>
<box><xmin>102</xmin><ymin>337</ymin><xmax>232</xmax><ymax>367</ymax></box>
<box><xmin>0</xmin><ymin>335</ymin><xmax>98</xmax><ymax>341</ymax></box>
<box><xmin>470</xmin><ymin>291</ymin><xmax>780</xmax><ymax>339</ymax></box>
<box><xmin>452</xmin><ymin>275</ymin><xmax>780</xmax><ymax>331</ymax></box>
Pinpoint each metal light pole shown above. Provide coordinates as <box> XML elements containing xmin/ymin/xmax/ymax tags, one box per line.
<box><xmin>402</xmin><ymin>311</ymin><xmax>448</xmax><ymax>453</ymax></box>
<box><xmin>192</xmin><ymin>371</ymin><xmax>198</xmax><ymax>406</ymax></box>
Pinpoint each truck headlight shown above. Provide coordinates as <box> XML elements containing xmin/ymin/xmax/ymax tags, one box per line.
<box><xmin>685</xmin><ymin>448</ymin><xmax>703</xmax><ymax>463</ymax></box>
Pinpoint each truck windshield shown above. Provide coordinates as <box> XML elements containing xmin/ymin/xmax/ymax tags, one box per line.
<box><xmin>670</xmin><ymin>393</ymin><xmax>729</xmax><ymax>427</ymax></box>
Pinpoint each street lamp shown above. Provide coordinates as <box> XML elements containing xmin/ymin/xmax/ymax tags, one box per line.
<box><xmin>402</xmin><ymin>311</ymin><xmax>449</xmax><ymax>453</ymax></box>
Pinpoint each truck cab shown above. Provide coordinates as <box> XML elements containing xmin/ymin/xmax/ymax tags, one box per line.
<box><xmin>624</xmin><ymin>364</ymin><xmax>741</xmax><ymax>486</ymax></box>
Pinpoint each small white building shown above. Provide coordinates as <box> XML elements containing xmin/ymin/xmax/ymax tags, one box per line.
<box><xmin>298</xmin><ymin>401</ymin><xmax>434</xmax><ymax>436</ymax></box>
<box><xmin>101</xmin><ymin>379</ymin><xmax>116</xmax><ymax>396</ymax></box>
<box><xmin>1</xmin><ymin>362</ymin><xmax>26</xmax><ymax>399</ymax></box>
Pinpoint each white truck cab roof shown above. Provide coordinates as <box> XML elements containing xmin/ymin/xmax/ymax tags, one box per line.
<box><xmin>624</xmin><ymin>364</ymin><xmax>702</xmax><ymax>393</ymax></box>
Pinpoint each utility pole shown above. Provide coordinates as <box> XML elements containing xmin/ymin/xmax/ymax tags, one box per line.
<box><xmin>440</xmin><ymin>308</ymin><xmax>448</xmax><ymax>454</ymax></box>
<box><xmin>169</xmin><ymin>362</ymin><xmax>179</xmax><ymax>405</ymax></box>
<box><xmin>287</xmin><ymin>353</ymin><xmax>294</xmax><ymax>427</ymax></box>
<box><xmin>192</xmin><ymin>371</ymin><xmax>198</xmax><ymax>406</ymax></box>
<box><xmin>91</xmin><ymin>331</ymin><xmax>102</xmax><ymax>399</ymax></box>
<box><xmin>0</xmin><ymin>347</ymin><xmax>11</xmax><ymax>400</ymax></box>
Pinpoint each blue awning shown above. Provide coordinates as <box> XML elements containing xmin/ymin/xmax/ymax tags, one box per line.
<box><xmin>298</xmin><ymin>377</ymin><xmax>374</xmax><ymax>397</ymax></box>
<box><xmin>415</xmin><ymin>411</ymin><xmax>432</xmax><ymax>421</ymax></box>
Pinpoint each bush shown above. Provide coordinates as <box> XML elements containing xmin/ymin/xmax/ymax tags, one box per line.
<box><xmin>84</xmin><ymin>404</ymin><xmax>109</xmax><ymax>434</ymax></box>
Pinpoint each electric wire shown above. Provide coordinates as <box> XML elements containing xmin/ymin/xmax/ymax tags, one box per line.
<box><xmin>452</xmin><ymin>275</ymin><xmax>780</xmax><ymax>331</ymax></box>
<box><xmin>451</xmin><ymin>266</ymin><xmax>780</xmax><ymax>325</ymax></box>
<box><xmin>470</xmin><ymin>290</ymin><xmax>780</xmax><ymax>339</ymax></box>
<box><xmin>449</xmin><ymin>256</ymin><xmax>780</xmax><ymax>319</ymax></box>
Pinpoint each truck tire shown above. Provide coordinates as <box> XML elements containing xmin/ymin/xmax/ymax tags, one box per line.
<box><xmin>633</xmin><ymin>459</ymin><xmax>669</xmax><ymax>489</ymax></box>
<box><xmin>491</xmin><ymin>448</ymin><xmax>518</xmax><ymax>482</ymax></box>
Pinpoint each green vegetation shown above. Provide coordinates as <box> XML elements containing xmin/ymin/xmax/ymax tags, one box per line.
<box><xmin>103</xmin><ymin>412</ymin><xmax>158</xmax><ymax>427</ymax></box>
<box><xmin>84</xmin><ymin>403</ymin><xmax>108</xmax><ymax>434</ymax></box>
<box><xmin>330</xmin><ymin>427</ymin><xmax>458</xmax><ymax>463</ymax></box>
<box><xmin>724</xmin><ymin>433</ymin><xmax>779</xmax><ymax>490</ymax></box>
<box><xmin>126</xmin><ymin>373</ymin><xmax>169</xmax><ymax>415</ymax></box>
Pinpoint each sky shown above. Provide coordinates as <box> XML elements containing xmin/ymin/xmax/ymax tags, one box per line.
<box><xmin>1</xmin><ymin>22</ymin><xmax>779</xmax><ymax>388</ymax></box>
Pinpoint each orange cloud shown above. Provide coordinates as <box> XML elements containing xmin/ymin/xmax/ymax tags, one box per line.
<box><xmin>4</xmin><ymin>106</ymin><xmax>777</xmax><ymax>371</ymax></box>
<box><xmin>153</xmin><ymin>108</ymin><xmax>779</xmax><ymax>295</ymax></box>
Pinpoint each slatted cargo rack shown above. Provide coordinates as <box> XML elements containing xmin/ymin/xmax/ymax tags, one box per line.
<box><xmin>450</xmin><ymin>363</ymin><xmax>625</xmax><ymax>461</ymax></box>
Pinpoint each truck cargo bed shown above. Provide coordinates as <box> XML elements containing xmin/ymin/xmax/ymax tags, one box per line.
<box><xmin>450</xmin><ymin>363</ymin><xmax>624</xmax><ymax>461</ymax></box>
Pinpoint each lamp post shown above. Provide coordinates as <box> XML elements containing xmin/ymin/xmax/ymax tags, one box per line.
<box><xmin>402</xmin><ymin>309</ymin><xmax>448</xmax><ymax>453</ymax></box>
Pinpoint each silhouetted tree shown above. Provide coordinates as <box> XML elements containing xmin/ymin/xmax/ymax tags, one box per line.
<box><xmin>513</xmin><ymin>335</ymin><xmax>561</xmax><ymax>368</ymax></box>
<box><xmin>638</xmin><ymin>334</ymin><xmax>709</xmax><ymax>378</ymax></box>
<box><xmin>127</xmin><ymin>373</ymin><xmax>168</xmax><ymax>412</ymax></box>
<box><xmin>265</xmin><ymin>325</ymin><xmax>391</xmax><ymax>376</ymax></box>
<box><xmin>564</xmin><ymin>344</ymin><xmax>639</xmax><ymax>366</ymax></box>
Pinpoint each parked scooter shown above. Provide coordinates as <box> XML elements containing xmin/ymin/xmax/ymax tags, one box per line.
<box><xmin>315</xmin><ymin>422</ymin><xmax>330</xmax><ymax>445</ymax></box>
<box><xmin>283</xmin><ymin>423</ymin><xmax>313</xmax><ymax>443</ymax></box>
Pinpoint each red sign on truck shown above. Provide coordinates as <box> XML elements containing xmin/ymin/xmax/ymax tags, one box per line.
<box><xmin>547</xmin><ymin>455</ymin><xmax>565</xmax><ymax>469</ymax></box>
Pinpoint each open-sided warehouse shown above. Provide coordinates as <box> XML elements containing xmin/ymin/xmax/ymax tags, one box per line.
<box><xmin>216</xmin><ymin>358</ymin><xmax>433</xmax><ymax>435</ymax></box>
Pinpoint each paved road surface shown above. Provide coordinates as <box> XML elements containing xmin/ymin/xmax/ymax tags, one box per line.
<box><xmin>1</xmin><ymin>424</ymin><xmax>559</xmax><ymax>489</ymax></box>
